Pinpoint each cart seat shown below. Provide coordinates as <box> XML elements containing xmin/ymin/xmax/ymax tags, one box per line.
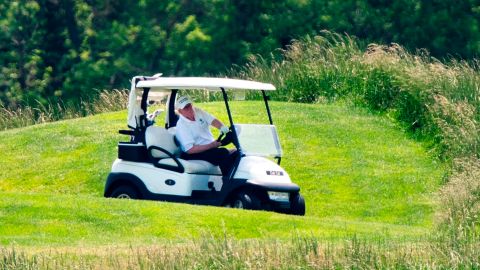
<box><xmin>157</xmin><ymin>158</ymin><xmax>222</xmax><ymax>175</ymax></box>
<box><xmin>145</xmin><ymin>126</ymin><xmax>221</xmax><ymax>175</ymax></box>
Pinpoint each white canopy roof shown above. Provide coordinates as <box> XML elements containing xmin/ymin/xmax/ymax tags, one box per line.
<box><xmin>136</xmin><ymin>77</ymin><xmax>276</xmax><ymax>91</ymax></box>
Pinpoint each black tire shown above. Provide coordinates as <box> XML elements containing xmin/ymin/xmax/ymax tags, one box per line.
<box><xmin>232</xmin><ymin>191</ymin><xmax>261</xmax><ymax>210</ymax></box>
<box><xmin>290</xmin><ymin>193</ymin><xmax>306</xmax><ymax>216</ymax></box>
<box><xmin>110</xmin><ymin>185</ymin><xmax>139</xmax><ymax>199</ymax></box>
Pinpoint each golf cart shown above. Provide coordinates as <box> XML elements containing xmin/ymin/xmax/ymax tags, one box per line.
<box><xmin>104</xmin><ymin>75</ymin><xmax>306</xmax><ymax>215</ymax></box>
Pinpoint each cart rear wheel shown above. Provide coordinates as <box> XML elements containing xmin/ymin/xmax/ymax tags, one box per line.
<box><xmin>111</xmin><ymin>185</ymin><xmax>139</xmax><ymax>199</ymax></box>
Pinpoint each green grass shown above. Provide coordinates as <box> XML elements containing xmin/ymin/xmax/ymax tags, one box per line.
<box><xmin>0</xmin><ymin>101</ymin><xmax>443</xmax><ymax>247</ymax></box>
<box><xmin>232</xmin><ymin>33</ymin><xmax>480</xmax><ymax>266</ymax></box>
<box><xmin>238</xmin><ymin>33</ymin><xmax>480</xmax><ymax>161</ymax></box>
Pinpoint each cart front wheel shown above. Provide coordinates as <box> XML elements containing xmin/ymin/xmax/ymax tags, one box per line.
<box><xmin>290</xmin><ymin>193</ymin><xmax>305</xmax><ymax>216</ymax></box>
<box><xmin>232</xmin><ymin>191</ymin><xmax>261</xmax><ymax>210</ymax></box>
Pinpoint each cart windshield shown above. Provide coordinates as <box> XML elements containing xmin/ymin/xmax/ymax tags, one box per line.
<box><xmin>234</xmin><ymin>124</ymin><xmax>282</xmax><ymax>158</ymax></box>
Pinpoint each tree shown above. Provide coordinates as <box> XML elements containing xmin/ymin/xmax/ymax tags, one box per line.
<box><xmin>0</xmin><ymin>0</ymin><xmax>479</xmax><ymax>108</ymax></box>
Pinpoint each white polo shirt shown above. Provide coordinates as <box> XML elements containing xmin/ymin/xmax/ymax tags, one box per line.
<box><xmin>175</xmin><ymin>107</ymin><xmax>215</xmax><ymax>152</ymax></box>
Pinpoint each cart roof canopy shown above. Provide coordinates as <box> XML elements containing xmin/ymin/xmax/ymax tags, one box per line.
<box><xmin>128</xmin><ymin>75</ymin><xmax>276</xmax><ymax>129</ymax></box>
<box><xmin>136</xmin><ymin>77</ymin><xmax>276</xmax><ymax>91</ymax></box>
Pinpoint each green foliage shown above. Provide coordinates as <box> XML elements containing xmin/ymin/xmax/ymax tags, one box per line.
<box><xmin>1</xmin><ymin>1</ymin><xmax>479</xmax><ymax>109</ymax></box>
<box><xmin>237</xmin><ymin>32</ymin><xmax>480</xmax><ymax>161</ymax></box>
<box><xmin>0</xmin><ymin>1</ymin><xmax>50</xmax><ymax>106</ymax></box>
<box><xmin>235</xmin><ymin>33</ymin><xmax>480</xmax><ymax>263</ymax></box>
<box><xmin>0</xmin><ymin>102</ymin><xmax>442</xmax><ymax>246</ymax></box>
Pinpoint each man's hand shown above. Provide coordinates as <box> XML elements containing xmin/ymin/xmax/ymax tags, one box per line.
<box><xmin>220</xmin><ymin>125</ymin><xmax>229</xmax><ymax>134</ymax></box>
<box><xmin>210</xmin><ymin>141</ymin><xmax>221</xmax><ymax>148</ymax></box>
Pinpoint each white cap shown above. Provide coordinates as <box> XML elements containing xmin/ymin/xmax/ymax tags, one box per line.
<box><xmin>175</xmin><ymin>96</ymin><xmax>192</xmax><ymax>109</ymax></box>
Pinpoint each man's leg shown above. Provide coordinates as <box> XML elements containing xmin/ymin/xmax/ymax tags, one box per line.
<box><xmin>181</xmin><ymin>148</ymin><xmax>236</xmax><ymax>176</ymax></box>
<box><xmin>218</xmin><ymin>150</ymin><xmax>239</xmax><ymax>177</ymax></box>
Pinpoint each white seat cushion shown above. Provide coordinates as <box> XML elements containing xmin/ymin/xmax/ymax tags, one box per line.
<box><xmin>157</xmin><ymin>158</ymin><xmax>222</xmax><ymax>175</ymax></box>
<box><xmin>145</xmin><ymin>126</ymin><xmax>180</xmax><ymax>158</ymax></box>
<box><xmin>146</xmin><ymin>126</ymin><xmax>221</xmax><ymax>175</ymax></box>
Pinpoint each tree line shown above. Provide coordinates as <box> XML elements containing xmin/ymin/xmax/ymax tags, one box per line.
<box><xmin>1</xmin><ymin>0</ymin><xmax>479</xmax><ymax>107</ymax></box>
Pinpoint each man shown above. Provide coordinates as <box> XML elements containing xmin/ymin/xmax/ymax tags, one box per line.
<box><xmin>174</xmin><ymin>95</ymin><xmax>238</xmax><ymax>178</ymax></box>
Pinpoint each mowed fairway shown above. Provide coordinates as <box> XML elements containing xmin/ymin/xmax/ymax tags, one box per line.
<box><xmin>0</xmin><ymin>101</ymin><xmax>443</xmax><ymax>247</ymax></box>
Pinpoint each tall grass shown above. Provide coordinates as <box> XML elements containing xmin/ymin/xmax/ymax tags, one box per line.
<box><xmin>235</xmin><ymin>31</ymin><xmax>480</xmax><ymax>264</ymax></box>
<box><xmin>1</xmin><ymin>235</ymin><xmax>478</xmax><ymax>269</ymax></box>
<box><xmin>237</xmin><ymin>32</ymin><xmax>480</xmax><ymax>160</ymax></box>
<box><xmin>0</xmin><ymin>89</ymin><xmax>128</xmax><ymax>130</ymax></box>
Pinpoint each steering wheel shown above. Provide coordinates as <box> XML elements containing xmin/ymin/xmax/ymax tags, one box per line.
<box><xmin>216</xmin><ymin>127</ymin><xmax>234</xmax><ymax>146</ymax></box>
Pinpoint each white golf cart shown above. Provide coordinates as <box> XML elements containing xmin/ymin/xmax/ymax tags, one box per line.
<box><xmin>104</xmin><ymin>75</ymin><xmax>306</xmax><ymax>215</ymax></box>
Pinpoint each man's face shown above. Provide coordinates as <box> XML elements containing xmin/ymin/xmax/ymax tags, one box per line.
<box><xmin>179</xmin><ymin>103</ymin><xmax>194</xmax><ymax>120</ymax></box>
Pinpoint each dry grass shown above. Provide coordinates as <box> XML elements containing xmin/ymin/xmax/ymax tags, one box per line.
<box><xmin>237</xmin><ymin>31</ymin><xmax>480</xmax><ymax>160</ymax></box>
<box><xmin>233</xmin><ymin>31</ymin><xmax>480</xmax><ymax>266</ymax></box>
<box><xmin>435</xmin><ymin>158</ymin><xmax>480</xmax><ymax>262</ymax></box>
<box><xmin>0</xmin><ymin>89</ymin><xmax>128</xmax><ymax>130</ymax></box>
<box><xmin>2</xmin><ymin>235</ymin><xmax>479</xmax><ymax>270</ymax></box>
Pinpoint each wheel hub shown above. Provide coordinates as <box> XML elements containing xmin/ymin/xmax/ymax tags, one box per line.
<box><xmin>233</xmin><ymin>200</ymin><xmax>244</xmax><ymax>209</ymax></box>
<box><xmin>117</xmin><ymin>194</ymin><xmax>131</xmax><ymax>199</ymax></box>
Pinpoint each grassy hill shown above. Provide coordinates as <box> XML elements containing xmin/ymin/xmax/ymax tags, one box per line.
<box><xmin>0</xmin><ymin>101</ymin><xmax>443</xmax><ymax>247</ymax></box>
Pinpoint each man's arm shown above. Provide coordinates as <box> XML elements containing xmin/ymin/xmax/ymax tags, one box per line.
<box><xmin>211</xmin><ymin>119</ymin><xmax>223</xmax><ymax>129</ymax></box>
<box><xmin>198</xmin><ymin>108</ymin><xmax>227</xmax><ymax>132</ymax></box>
<box><xmin>212</xmin><ymin>119</ymin><xmax>230</xmax><ymax>134</ymax></box>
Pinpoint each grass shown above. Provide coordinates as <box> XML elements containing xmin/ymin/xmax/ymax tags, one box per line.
<box><xmin>0</xmin><ymin>101</ymin><xmax>443</xmax><ymax>248</ymax></box>
<box><xmin>236</xmin><ymin>33</ymin><xmax>480</xmax><ymax>265</ymax></box>
<box><xmin>0</xmin><ymin>89</ymin><xmax>128</xmax><ymax>130</ymax></box>
<box><xmin>1</xmin><ymin>236</ymin><xmax>471</xmax><ymax>269</ymax></box>
<box><xmin>0</xmin><ymin>32</ymin><xmax>478</xmax><ymax>268</ymax></box>
<box><xmin>237</xmin><ymin>32</ymin><xmax>480</xmax><ymax>160</ymax></box>
<box><xmin>0</xmin><ymin>193</ymin><xmax>429</xmax><ymax>247</ymax></box>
